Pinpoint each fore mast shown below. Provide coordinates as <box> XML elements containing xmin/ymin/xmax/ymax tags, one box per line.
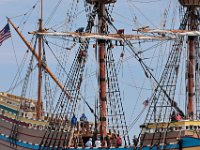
<box><xmin>86</xmin><ymin>0</ymin><xmax>116</xmax><ymax>146</ymax></box>
<box><xmin>179</xmin><ymin>0</ymin><xmax>200</xmax><ymax>119</ymax></box>
<box><xmin>36</xmin><ymin>0</ymin><xmax>43</xmax><ymax>120</ymax></box>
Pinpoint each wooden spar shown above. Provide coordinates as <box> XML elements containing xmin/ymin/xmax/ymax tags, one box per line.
<box><xmin>7</xmin><ymin>18</ymin><xmax>71</xmax><ymax>101</ymax></box>
<box><xmin>36</xmin><ymin>0</ymin><xmax>43</xmax><ymax>120</ymax></box>
<box><xmin>86</xmin><ymin>0</ymin><xmax>116</xmax><ymax>4</ymax></box>
<box><xmin>98</xmin><ymin>1</ymin><xmax>107</xmax><ymax>146</ymax></box>
<box><xmin>138</xmin><ymin>28</ymin><xmax>200</xmax><ymax>36</ymax></box>
<box><xmin>29</xmin><ymin>29</ymin><xmax>200</xmax><ymax>41</ymax></box>
<box><xmin>29</xmin><ymin>31</ymin><xmax>176</xmax><ymax>41</ymax></box>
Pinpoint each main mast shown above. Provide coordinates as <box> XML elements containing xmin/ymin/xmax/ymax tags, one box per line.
<box><xmin>98</xmin><ymin>1</ymin><xmax>107</xmax><ymax>146</ymax></box>
<box><xmin>36</xmin><ymin>0</ymin><xmax>43</xmax><ymax>119</ymax></box>
<box><xmin>87</xmin><ymin>0</ymin><xmax>116</xmax><ymax>146</ymax></box>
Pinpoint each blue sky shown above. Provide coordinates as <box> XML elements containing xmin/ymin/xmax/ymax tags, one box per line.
<box><xmin>0</xmin><ymin>0</ymin><xmax>182</xmax><ymax>138</ymax></box>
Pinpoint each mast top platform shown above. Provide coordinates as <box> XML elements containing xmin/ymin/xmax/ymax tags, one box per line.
<box><xmin>179</xmin><ymin>0</ymin><xmax>200</xmax><ymax>6</ymax></box>
<box><xmin>86</xmin><ymin>0</ymin><xmax>116</xmax><ymax>4</ymax></box>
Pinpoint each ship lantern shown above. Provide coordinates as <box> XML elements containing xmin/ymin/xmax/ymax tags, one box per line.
<box><xmin>179</xmin><ymin>0</ymin><xmax>200</xmax><ymax>6</ymax></box>
<box><xmin>86</xmin><ymin>0</ymin><xmax>116</xmax><ymax>4</ymax></box>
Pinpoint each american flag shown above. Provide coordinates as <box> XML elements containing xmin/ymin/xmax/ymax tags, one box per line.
<box><xmin>0</xmin><ymin>23</ymin><xmax>11</xmax><ymax>45</ymax></box>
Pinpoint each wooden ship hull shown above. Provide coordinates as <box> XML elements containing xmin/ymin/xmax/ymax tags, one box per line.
<box><xmin>138</xmin><ymin>121</ymin><xmax>200</xmax><ymax>149</ymax></box>
<box><xmin>1</xmin><ymin>101</ymin><xmax>200</xmax><ymax>150</ymax></box>
<box><xmin>0</xmin><ymin>92</ymin><xmax>124</xmax><ymax>149</ymax></box>
<box><xmin>0</xmin><ymin>92</ymin><xmax>66</xmax><ymax>149</ymax></box>
<box><xmin>0</xmin><ymin>92</ymin><xmax>200</xmax><ymax>150</ymax></box>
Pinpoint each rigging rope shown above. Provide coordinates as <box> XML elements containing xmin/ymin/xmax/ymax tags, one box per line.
<box><xmin>7</xmin><ymin>34</ymin><xmax>37</xmax><ymax>93</ymax></box>
<box><xmin>138</xmin><ymin>7</ymin><xmax>189</xmax><ymax>147</ymax></box>
<box><xmin>39</xmin><ymin>3</ymin><xmax>97</xmax><ymax>148</ymax></box>
<box><xmin>9</xmin><ymin>36</ymin><xmax>38</xmax><ymax>148</ymax></box>
<box><xmin>105</xmin><ymin>41</ymin><xmax>130</xmax><ymax>146</ymax></box>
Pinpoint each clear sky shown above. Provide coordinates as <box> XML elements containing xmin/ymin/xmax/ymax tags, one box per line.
<box><xmin>0</xmin><ymin>0</ymin><xmax>182</xmax><ymax>139</ymax></box>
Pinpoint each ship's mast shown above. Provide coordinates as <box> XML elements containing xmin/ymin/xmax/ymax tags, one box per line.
<box><xmin>36</xmin><ymin>0</ymin><xmax>43</xmax><ymax>119</ymax></box>
<box><xmin>8</xmin><ymin>0</ymin><xmax>73</xmax><ymax>119</ymax></box>
<box><xmin>98</xmin><ymin>1</ymin><xmax>107</xmax><ymax>146</ymax></box>
<box><xmin>187</xmin><ymin>7</ymin><xmax>196</xmax><ymax>119</ymax></box>
<box><xmin>179</xmin><ymin>0</ymin><xmax>199</xmax><ymax>119</ymax></box>
<box><xmin>86</xmin><ymin>0</ymin><xmax>116</xmax><ymax>146</ymax></box>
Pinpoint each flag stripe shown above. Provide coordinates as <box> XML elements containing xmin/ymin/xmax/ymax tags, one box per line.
<box><xmin>0</xmin><ymin>33</ymin><xmax>11</xmax><ymax>42</ymax></box>
<box><xmin>0</xmin><ymin>35</ymin><xmax>11</xmax><ymax>43</ymax></box>
<box><xmin>0</xmin><ymin>32</ymin><xmax>11</xmax><ymax>38</ymax></box>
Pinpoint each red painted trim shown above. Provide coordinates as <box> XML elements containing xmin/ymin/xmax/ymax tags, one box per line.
<box><xmin>0</xmin><ymin>123</ymin><xmax>66</xmax><ymax>141</ymax></box>
<box><xmin>0</xmin><ymin>115</ymin><xmax>29</xmax><ymax>127</ymax></box>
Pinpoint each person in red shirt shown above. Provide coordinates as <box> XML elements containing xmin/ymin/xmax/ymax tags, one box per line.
<box><xmin>175</xmin><ymin>113</ymin><xmax>182</xmax><ymax>121</ymax></box>
<box><xmin>116</xmin><ymin>134</ymin><xmax>122</xmax><ymax>147</ymax></box>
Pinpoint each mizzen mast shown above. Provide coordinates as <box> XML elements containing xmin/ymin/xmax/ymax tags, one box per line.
<box><xmin>179</xmin><ymin>0</ymin><xmax>200</xmax><ymax>119</ymax></box>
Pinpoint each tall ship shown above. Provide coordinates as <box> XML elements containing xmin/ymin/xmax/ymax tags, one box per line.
<box><xmin>1</xmin><ymin>0</ymin><xmax>200</xmax><ymax>149</ymax></box>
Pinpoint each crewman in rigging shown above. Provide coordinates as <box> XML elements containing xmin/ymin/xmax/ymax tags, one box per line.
<box><xmin>74</xmin><ymin>27</ymin><xmax>85</xmax><ymax>43</ymax></box>
<box><xmin>77</xmin><ymin>50</ymin><xmax>87</xmax><ymax>63</ymax></box>
<box><xmin>75</xmin><ymin>27</ymin><xmax>84</xmax><ymax>33</ymax></box>
<box><xmin>115</xmin><ymin>29</ymin><xmax>124</xmax><ymax>46</ymax></box>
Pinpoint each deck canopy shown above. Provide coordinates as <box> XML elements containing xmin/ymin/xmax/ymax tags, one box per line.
<box><xmin>86</xmin><ymin>0</ymin><xmax>116</xmax><ymax>4</ymax></box>
<box><xmin>179</xmin><ymin>0</ymin><xmax>200</xmax><ymax>6</ymax></box>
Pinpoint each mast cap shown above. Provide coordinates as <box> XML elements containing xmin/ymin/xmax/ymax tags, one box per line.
<box><xmin>179</xmin><ymin>0</ymin><xmax>200</xmax><ymax>6</ymax></box>
<box><xmin>86</xmin><ymin>0</ymin><xmax>116</xmax><ymax>4</ymax></box>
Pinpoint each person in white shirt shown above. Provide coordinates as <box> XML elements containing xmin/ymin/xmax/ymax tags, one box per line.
<box><xmin>95</xmin><ymin>138</ymin><xmax>101</xmax><ymax>147</ymax></box>
<box><xmin>85</xmin><ymin>138</ymin><xmax>92</xmax><ymax>147</ymax></box>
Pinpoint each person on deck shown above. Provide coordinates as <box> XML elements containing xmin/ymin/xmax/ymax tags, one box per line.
<box><xmin>71</xmin><ymin>114</ymin><xmax>77</xmax><ymax>127</ymax></box>
<box><xmin>175</xmin><ymin>113</ymin><xmax>182</xmax><ymax>121</ymax></box>
<box><xmin>80</xmin><ymin>113</ymin><xmax>87</xmax><ymax>121</ymax></box>
<box><xmin>95</xmin><ymin>137</ymin><xmax>101</xmax><ymax>147</ymax></box>
<box><xmin>106</xmin><ymin>135</ymin><xmax>111</xmax><ymax>148</ymax></box>
<box><xmin>171</xmin><ymin>111</ymin><xmax>176</xmax><ymax>122</ymax></box>
<box><xmin>85</xmin><ymin>138</ymin><xmax>93</xmax><ymax>147</ymax></box>
<box><xmin>133</xmin><ymin>135</ymin><xmax>138</xmax><ymax>148</ymax></box>
<box><xmin>115</xmin><ymin>134</ymin><xmax>122</xmax><ymax>147</ymax></box>
<box><xmin>171</xmin><ymin>111</ymin><xmax>182</xmax><ymax>122</ymax></box>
